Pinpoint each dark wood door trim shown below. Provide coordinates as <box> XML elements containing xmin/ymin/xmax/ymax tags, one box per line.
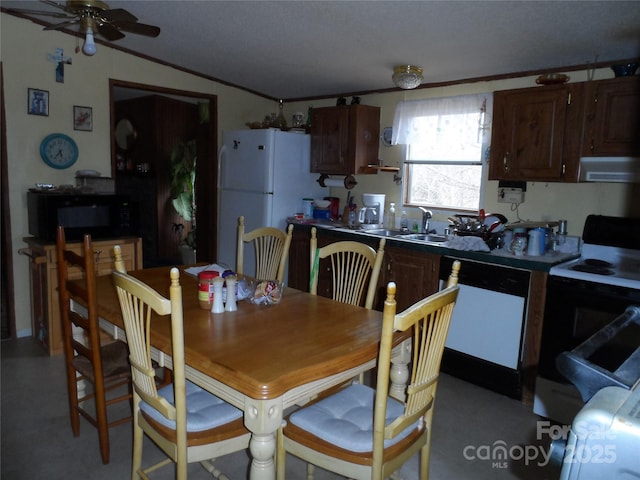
<box><xmin>1</xmin><ymin>61</ymin><xmax>17</xmax><ymax>339</ymax></box>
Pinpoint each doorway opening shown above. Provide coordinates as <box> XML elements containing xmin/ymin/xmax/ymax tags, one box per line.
<box><xmin>109</xmin><ymin>79</ymin><xmax>218</xmax><ymax>265</ymax></box>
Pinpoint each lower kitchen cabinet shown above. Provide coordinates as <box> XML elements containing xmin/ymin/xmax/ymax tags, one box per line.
<box><xmin>21</xmin><ymin>236</ymin><xmax>143</xmax><ymax>355</ymax></box>
<box><xmin>380</xmin><ymin>245</ymin><xmax>440</xmax><ymax>312</ymax></box>
<box><xmin>287</xmin><ymin>226</ymin><xmax>314</xmax><ymax>292</ymax></box>
<box><xmin>287</xmin><ymin>224</ymin><xmax>550</xmax><ymax>405</ymax></box>
<box><xmin>287</xmin><ymin>226</ymin><xmax>441</xmax><ymax>312</ymax></box>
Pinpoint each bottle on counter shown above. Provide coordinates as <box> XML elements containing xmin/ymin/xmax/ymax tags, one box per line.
<box><xmin>347</xmin><ymin>204</ymin><xmax>357</xmax><ymax>228</ymax></box>
<box><xmin>400</xmin><ymin>210</ymin><xmax>408</xmax><ymax>231</ymax></box>
<box><xmin>386</xmin><ymin>202</ymin><xmax>396</xmax><ymax>229</ymax></box>
<box><xmin>511</xmin><ymin>228</ymin><xmax>528</xmax><ymax>256</ymax></box>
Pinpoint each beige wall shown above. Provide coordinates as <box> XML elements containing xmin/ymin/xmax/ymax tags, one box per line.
<box><xmin>286</xmin><ymin>74</ymin><xmax>640</xmax><ymax>232</ymax></box>
<box><xmin>4</xmin><ymin>14</ymin><xmax>639</xmax><ymax>338</ymax></box>
<box><xmin>2</xmin><ymin>14</ymin><xmax>273</xmax><ymax>336</ymax></box>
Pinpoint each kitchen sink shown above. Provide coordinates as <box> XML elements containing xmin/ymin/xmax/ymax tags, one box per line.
<box><xmin>399</xmin><ymin>233</ymin><xmax>448</xmax><ymax>243</ymax></box>
<box><xmin>361</xmin><ymin>229</ymin><xmax>408</xmax><ymax>237</ymax></box>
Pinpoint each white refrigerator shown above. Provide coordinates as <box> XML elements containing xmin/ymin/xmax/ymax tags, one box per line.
<box><xmin>217</xmin><ymin>128</ymin><xmax>324</xmax><ymax>275</ymax></box>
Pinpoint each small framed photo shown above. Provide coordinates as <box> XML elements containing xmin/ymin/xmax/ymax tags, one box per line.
<box><xmin>27</xmin><ymin>88</ymin><xmax>49</xmax><ymax>116</ymax></box>
<box><xmin>73</xmin><ymin>105</ymin><xmax>93</xmax><ymax>131</ymax></box>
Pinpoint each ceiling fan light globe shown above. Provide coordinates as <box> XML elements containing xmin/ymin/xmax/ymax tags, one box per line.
<box><xmin>83</xmin><ymin>28</ymin><xmax>97</xmax><ymax>55</ymax></box>
<box><xmin>392</xmin><ymin>65</ymin><xmax>424</xmax><ymax>89</ymax></box>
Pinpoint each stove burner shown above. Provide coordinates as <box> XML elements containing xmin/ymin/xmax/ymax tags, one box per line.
<box><xmin>571</xmin><ymin>264</ymin><xmax>615</xmax><ymax>275</ymax></box>
<box><xmin>583</xmin><ymin>258</ymin><xmax>614</xmax><ymax>268</ymax></box>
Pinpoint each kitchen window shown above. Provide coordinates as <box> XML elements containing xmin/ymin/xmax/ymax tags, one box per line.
<box><xmin>392</xmin><ymin>93</ymin><xmax>492</xmax><ymax>213</ymax></box>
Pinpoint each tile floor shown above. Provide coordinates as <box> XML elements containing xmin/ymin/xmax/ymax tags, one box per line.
<box><xmin>1</xmin><ymin>338</ymin><xmax>562</xmax><ymax>479</ymax></box>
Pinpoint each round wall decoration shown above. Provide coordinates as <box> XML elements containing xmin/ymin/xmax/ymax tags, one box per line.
<box><xmin>40</xmin><ymin>133</ymin><xmax>79</xmax><ymax>169</ymax></box>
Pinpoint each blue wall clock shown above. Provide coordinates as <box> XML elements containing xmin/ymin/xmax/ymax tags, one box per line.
<box><xmin>40</xmin><ymin>133</ymin><xmax>78</xmax><ymax>169</ymax></box>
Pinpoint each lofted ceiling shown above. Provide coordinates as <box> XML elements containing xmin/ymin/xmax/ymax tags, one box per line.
<box><xmin>2</xmin><ymin>0</ymin><xmax>640</xmax><ymax>100</ymax></box>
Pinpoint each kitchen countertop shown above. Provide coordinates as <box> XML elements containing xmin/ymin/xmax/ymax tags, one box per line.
<box><xmin>289</xmin><ymin>220</ymin><xmax>581</xmax><ymax>272</ymax></box>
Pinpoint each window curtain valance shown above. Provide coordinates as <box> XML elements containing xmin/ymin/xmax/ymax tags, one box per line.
<box><xmin>391</xmin><ymin>93</ymin><xmax>493</xmax><ymax>160</ymax></box>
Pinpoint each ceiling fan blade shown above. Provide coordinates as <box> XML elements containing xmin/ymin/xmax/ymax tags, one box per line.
<box><xmin>6</xmin><ymin>7</ymin><xmax>73</xmax><ymax>19</ymax></box>
<box><xmin>44</xmin><ymin>19</ymin><xmax>80</xmax><ymax>30</ymax></box>
<box><xmin>100</xmin><ymin>8</ymin><xmax>138</xmax><ymax>24</ymax></box>
<box><xmin>112</xmin><ymin>21</ymin><xmax>161</xmax><ymax>38</ymax></box>
<box><xmin>96</xmin><ymin>22</ymin><xmax>125</xmax><ymax>41</ymax></box>
<box><xmin>40</xmin><ymin>0</ymin><xmax>70</xmax><ymax>12</ymax></box>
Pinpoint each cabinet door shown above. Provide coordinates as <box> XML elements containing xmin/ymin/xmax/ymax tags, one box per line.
<box><xmin>310</xmin><ymin>105</ymin><xmax>380</xmax><ymax>175</ymax></box>
<box><xmin>582</xmin><ymin>76</ymin><xmax>640</xmax><ymax>156</ymax></box>
<box><xmin>382</xmin><ymin>246</ymin><xmax>440</xmax><ymax>312</ymax></box>
<box><xmin>287</xmin><ymin>227</ymin><xmax>312</xmax><ymax>291</ymax></box>
<box><xmin>349</xmin><ymin>105</ymin><xmax>380</xmax><ymax>174</ymax></box>
<box><xmin>311</xmin><ymin>107</ymin><xmax>350</xmax><ymax>174</ymax></box>
<box><xmin>489</xmin><ymin>85</ymin><xmax>573</xmax><ymax>181</ymax></box>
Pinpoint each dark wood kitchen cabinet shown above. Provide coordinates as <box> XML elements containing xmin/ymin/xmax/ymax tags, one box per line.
<box><xmin>582</xmin><ymin>76</ymin><xmax>640</xmax><ymax>156</ymax></box>
<box><xmin>287</xmin><ymin>226</ymin><xmax>440</xmax><ymax>312</ymax></box>
<box><xmin>310</xmin><ymin>105</ymin><xmax>380</xmax><ymax>175</ymax></box>
<box><xmin>489</xmin><ymin>83</ymin><xmax>584</xmax><ymax>182</ymax></box>
<box><xmin>490</xmin><ymin>76</ymin><xmax>640</xmax><ymax>183</ymax></box>
<box><xmin>381</xmin><ymin>245</ymin><xmax>440</xmax><ymax>312</ymax></box>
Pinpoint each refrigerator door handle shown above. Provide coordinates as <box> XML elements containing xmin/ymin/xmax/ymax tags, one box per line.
<box><xmin>217</xmin><ymin>144</ymin><xmax>227</xmax><ymax>188</ymax></box>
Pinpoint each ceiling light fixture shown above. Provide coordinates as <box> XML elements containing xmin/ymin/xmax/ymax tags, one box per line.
<box><xmin>392</xmin><ymin>65</ymin><xmax>424</xmax><ymax>89</ymax></box>
<box><xmin>83</xmin><ymin>26</ymin><xmax>97</xmax><ymax>55</ymax></box>
<box><xmin>80</xmin><ymin>18</ymin><xmax>97</xmax><ymax>55</ymax></box>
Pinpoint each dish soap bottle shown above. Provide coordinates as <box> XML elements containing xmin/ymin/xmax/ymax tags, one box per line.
<box><xmin>386</xmin><ymin>202</ymin><xmax>396</xmax><ymax>229</ymax></box>
<box><xmin>400</xmin><ymin>210</ymin><xmax>408</xmax><ymax>231</ymax></box>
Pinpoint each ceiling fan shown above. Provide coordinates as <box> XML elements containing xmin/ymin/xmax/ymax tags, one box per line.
<box><xmin>7</xmin><ymin>0</ymin><xmax>160</xmax><ymax>55</ymax></box>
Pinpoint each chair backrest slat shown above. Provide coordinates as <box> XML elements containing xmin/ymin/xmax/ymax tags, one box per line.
<box><xmin>309</xmin><ymin>227</ymin><xmax>385</xmax><ymax>309</ymax></box>
<box><xmin>112</xmin><ymin>269</ymin><xmax>181</xmax><ymax>422</ymax></box>
<box><xmin>373</xmin><ymin>260</ymin><xmax>461</xmax><ymax>467</ymax></box>
<box><xmin>236</xmin><ymin>215</ymin><xmax>293</xmax><ymax>282</ymax></box>
<box><xmin>56</xmin><ymin>227</ymin><xmax>103</xmax><ymax>374</ymax></box>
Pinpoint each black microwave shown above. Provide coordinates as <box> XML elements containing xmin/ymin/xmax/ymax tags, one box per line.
<box><xmin>27</xmin><ymin>192</ymin><xmax>138</xmax><ymax>241</ymax></box>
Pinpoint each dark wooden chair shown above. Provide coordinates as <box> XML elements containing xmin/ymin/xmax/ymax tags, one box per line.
<box><xmin>56</xmin><ymin>226</ymin><xmax>132</xmax><ymax>464</ymax></box>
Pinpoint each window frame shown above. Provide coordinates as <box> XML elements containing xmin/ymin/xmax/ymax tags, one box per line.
<box><xmin>393</xmin><ymin>93</ymin><xmax>492</xmax><ymax>215</ymax></box>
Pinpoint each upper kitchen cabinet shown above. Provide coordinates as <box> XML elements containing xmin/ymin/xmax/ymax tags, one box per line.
<box><xmin>582</xmin><ymin>76</ymin><xmax>640</xmax><ymax>156</ymax></box>
<box><xmin>310</xmin><ymin>104</ymin><xmax>380</xmax><ymax>175</ymax></box>
<box><xmin>489</xmin><ymin>83</ymin><xmax>585</xmax><ymax>182</ymax></box>
<box><xmin>489</xmin><ymin>76</ymin><xmax>640</xmax><ymax>182</ymax></box>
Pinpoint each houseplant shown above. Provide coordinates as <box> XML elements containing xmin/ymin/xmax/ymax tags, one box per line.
<box><xmin>170</xmin><ymin>139</ymin><xmax>197</xmax><ymax>262</ymax></box>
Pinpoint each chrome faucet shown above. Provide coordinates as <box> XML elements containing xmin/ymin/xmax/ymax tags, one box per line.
<box><xmin>418</xmin><ymin>207</ymin><xmax>433</xmax><ymax>234</ymax></box>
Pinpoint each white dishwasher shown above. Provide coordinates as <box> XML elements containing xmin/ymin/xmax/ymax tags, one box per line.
<box><xmin>439</xmin><ymin>256</ymin><xmax>530</xmax><ymax>398</ymax></box>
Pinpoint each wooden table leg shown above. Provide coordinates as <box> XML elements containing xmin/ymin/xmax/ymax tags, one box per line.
<box><xmin>244</xmin><ymin>397</ymin><xmax>283</xmax><ymax>480</ymax></box>
<box><xmin>389</xmin><ymin>339</ymin><xmax>411</xmax><ymax>401</ymax></box>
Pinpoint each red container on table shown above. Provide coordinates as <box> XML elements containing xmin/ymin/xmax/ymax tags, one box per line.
<box><xmin>198</xmin><ymin>270</ymin><xmax>220</xmax><ymax>309</ymax></box>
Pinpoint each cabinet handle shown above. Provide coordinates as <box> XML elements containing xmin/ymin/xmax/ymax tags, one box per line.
<box><xmin>94</xmin><ymin>250</ymin><xmax>102</xmax><ymax>264</ymax></box>
<box><xmin>503</xmin><ymin>152</ymin><xmax>510</xmax><ymax>172</ymax></box>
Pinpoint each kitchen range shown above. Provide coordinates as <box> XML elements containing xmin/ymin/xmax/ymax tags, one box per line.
<box><xmin>534</xmin><ymin>215</ymin><xmax>640</xmax><ymax>425</ymax></box>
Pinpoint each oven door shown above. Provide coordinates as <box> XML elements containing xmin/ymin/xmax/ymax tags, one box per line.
<box><xmin>534</xmin><ymin>275</ymin><xmax>640</xmax><ymax>423</ymax></box>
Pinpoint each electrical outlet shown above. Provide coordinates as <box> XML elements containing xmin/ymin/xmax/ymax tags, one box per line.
<box><xmin>498</xmin><ymin>187</ymin><xmax>525</xmax><ymax>203</ymax></box>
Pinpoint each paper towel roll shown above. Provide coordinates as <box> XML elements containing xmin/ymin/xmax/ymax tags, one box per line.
<box><xmin>317</xmin><ymin>174</ymin><xmax>357</xmax><ymax>189</ymax></box>
<box><xmin>323</xmin><ymin>178</ymin><xmax>346</xmax><ymax>188</ymax></box>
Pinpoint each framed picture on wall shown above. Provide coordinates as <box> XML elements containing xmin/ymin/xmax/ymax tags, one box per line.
<box><xmin>27</xmin><ymin>88</ymin><xmax>49</xmax><ymax>116</ymax></box>
<box><xmin>73</xmin><ymin>106</ymin><xmax>93</xmax><ymax>131</ymax></box>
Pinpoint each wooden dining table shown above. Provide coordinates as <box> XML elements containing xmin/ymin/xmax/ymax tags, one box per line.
<box><xmin>90</xmin><ymin>265</ymin><xmax>411</xmax><ymax>480</ymax></box>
